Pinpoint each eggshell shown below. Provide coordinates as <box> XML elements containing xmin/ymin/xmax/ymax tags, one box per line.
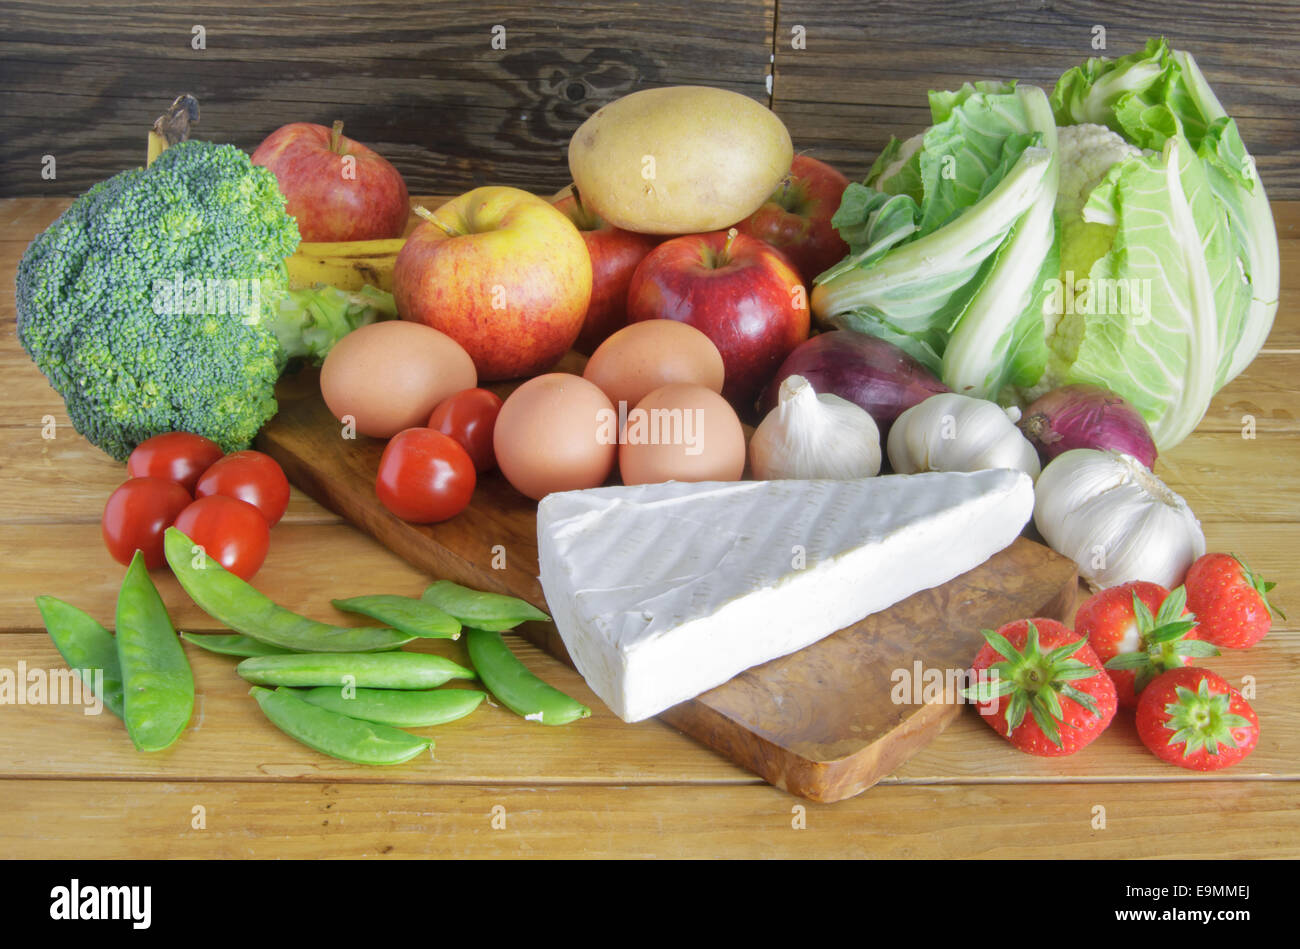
<box><xmin>493</xmin><ymin>373</ymin><xmax>617</xmax><ymax>500</ymax></box>
<box><xmin>619</xmin><ymin>383</ymin><xmax>746</xmax><ymax>485</ymax></box>
<box><xmin>583</xmin><ymin>319</ymin><xmax>726</xmax><ymax>411</ymax></box>
<box><xmin>320</xmin><ymin>321</ymin><xmax>477</xmax><ymax>439</ymax></box>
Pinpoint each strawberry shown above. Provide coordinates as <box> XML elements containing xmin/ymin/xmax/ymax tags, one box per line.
<box><xmin>1135</xmin><ymin>667</ymin><xmax>1259</xmax><ymax>771</ymax></box>
<box><xmin>1184</xmin><ymin>553</ymin><xmax>1284</xmax><ymax>649</ymax></box>
<box><xmin>963</xmin><ymin>618</ymin><xmax>1117</xmax><ymax>756</ymax></box>
<box><xmin>1075</xmin><ymin>582</ymin><xmax>1216</xmax><ymax>707</ymax></box>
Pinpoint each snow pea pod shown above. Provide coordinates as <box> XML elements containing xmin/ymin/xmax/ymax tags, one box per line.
<box><xmin>250</xmin><ymin>686</ymin><xmax>432</xmax><ymax>766</ymax></box>
<box><xmin>420</xmin><ymin>580</ymin><xmax>550</xmax><ymax>632</ymax></box>
<box><xmin>181</xmin><ymin>633</ymin><xmax>295</xmax><ymax>658</ymax></box>
<box><xmin>164</xmin><ymin>528</ymin><xmax>413</xmax><ymax>653</ymax></box>
<box><xmin>116</xmin><ymin>551</ymin><xmax>194</xmax><ymax>752</ymax></box>
<box><xmin>297</xmin><ymin>686</ymin><xmax>486</xmax><ymax>728</ymax></box>
<box><xmin>331</xmin><ymin>595</ymin><xmax>461</xmax><ymax>639</ymax></box>
<box><xmin>464</xmin><ymin>628</ymin><xmax>590</xmax><ymax>725</ymax></box>
<box><xmin>35</xmin><ymin>595</ymin><xmax>125</xmax><ymax>720</ymax></box>
<box><xmin>236</xmin><ymin>651</ymin><xmax>476</xmax><ymax>689</ymax></box>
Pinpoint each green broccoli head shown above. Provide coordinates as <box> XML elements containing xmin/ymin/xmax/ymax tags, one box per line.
<box><xmin>16</xmin><ymin>140</ymin><xmax>301</xmax><ymax>460</ymax></box>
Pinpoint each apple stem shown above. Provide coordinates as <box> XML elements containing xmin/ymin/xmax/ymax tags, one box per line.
<box><xmin>330</xmin><ymin>119</ymin><xmax>346</xmax><ymax>155</ymax></box>
<box><xmin>718</xmin><ymin>227</ymin><xmax>739</xmax><ymax>267</ymax></box>
<box><xmin>413</xmin><ymin>204</ymin><xmax>462</xmax><ymax>237</ymax></box>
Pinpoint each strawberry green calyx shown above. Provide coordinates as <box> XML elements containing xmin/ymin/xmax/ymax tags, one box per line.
<box><xmin>1234</xmin><ymin>554</ymin><xmax>1286</xmax><ymax>621</ymax></box>
<box><xmin>1104</xmin><ymin>586</ymin><xmax>1216</xmax><ymax>693</ymax></box>
<box><xmin>1162</xmin><ymin>678</ymin><xmax>1254</xmax><ymax>759</ymax></box>
<box><xmin>962</xmin><ymin>620</ymin><xmax>1100</xmax><ymax>748</ymax></box>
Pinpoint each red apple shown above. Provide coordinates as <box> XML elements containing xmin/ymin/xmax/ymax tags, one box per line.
<box><xmin>627</xmin><ymin>229</ymin><xmax>809</xmax><ymax>408</ymax></box>
<box><xmin>735</xmin><ymin>155</ymin><xmax>850</xmax><ymax>285</ymax></box>
<box><xmin>393</xmin><ymin>186</ymin><xmax>592</xmax><ymax>381</ymax></box>
<box><xmin>252</xmin><ymin>120</ymin><xmax>409</xmax><ymax>242</ymax></box>
<box><xmin>551</xmin><ymin>186</ymin><xmax>659</xmax><ymax>354</ymax></box>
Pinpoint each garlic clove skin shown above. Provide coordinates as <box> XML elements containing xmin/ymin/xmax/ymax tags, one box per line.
<box><xmin>749</xmin><ymin>374</ymin><xmax>881</xmax><ymax>481</ymax></box>
<box><xmin>1033</xmin><ymin>449</ymin><xmax>1206</xmax><ymax>590</ymax></box>
<box><xmin>887</xmin><ymin>393</ymin><xmax>1041</xmax><ymax>480</ymax></box>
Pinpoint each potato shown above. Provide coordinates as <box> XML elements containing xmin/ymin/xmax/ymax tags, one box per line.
<box><xmin>568</xmin><ymin>86</ymin><xmax>793</xmax><ymax>235</ymax></box>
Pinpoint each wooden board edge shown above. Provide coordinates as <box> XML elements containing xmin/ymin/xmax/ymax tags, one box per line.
<box><xmin>660</xmin><ymin>551</ymin><xmax>1080</xmax><ymax>803</ymax></box>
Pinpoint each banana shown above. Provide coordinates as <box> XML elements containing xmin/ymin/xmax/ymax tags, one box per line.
<box><xmin>285</xmin><ymin>252</ymin><xmax>398</xmax><ymax>292</ymax></box>
<box><xmin>296</xmin><ymin>237</ymin><xmax>408</xmax><ymax>259</ymax></box>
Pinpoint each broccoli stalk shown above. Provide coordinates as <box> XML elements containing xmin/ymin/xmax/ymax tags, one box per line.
<box><xmin>272</xmin><ymin>284</ymin><xmax>397</xmax><ymax>365</ymax></box>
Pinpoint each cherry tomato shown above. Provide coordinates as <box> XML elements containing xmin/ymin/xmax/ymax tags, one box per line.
<box><xmin>102</xmin><ymin>478</ymin><xmax>194</xmax><ymax>569</ymax></box>
<box><xmin>195</xmin><ymin>450</ymin><xmax>291</xmax><ymax>526</ymax></box>
<box><xmin>428</xmin><ymin>388</ymin><xmax>504</xmax><ymax>473</ymax></box>
<box><xmin>127</xmin><ymin>432</ymin><xmax>225</xmax><ymax>493</ymax></box>
<box><xmin>375</xmin><ymin>428</ymin><xmax>476</xmax><ymax>524</ymax></box>
<box><xmin>172</xmin><ymin>495</ymin><xmax>271</xmax><ymax>581</ymax></box>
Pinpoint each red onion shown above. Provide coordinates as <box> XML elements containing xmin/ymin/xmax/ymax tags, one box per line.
<box><xmin>1019</xmin><ymin>384</ymin><xmax>1158</xmax><ymax>469</ymax></box>
<box><xmin>759</xmin><ymin>330</ymin><xmax>949</xmax><ymax>437</ymax></box>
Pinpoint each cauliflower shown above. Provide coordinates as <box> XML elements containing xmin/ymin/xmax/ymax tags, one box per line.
<box><xmin>1055</xmin><ymin>124</ymin><xmax>1144</xmax><ymax>293</ymax></box>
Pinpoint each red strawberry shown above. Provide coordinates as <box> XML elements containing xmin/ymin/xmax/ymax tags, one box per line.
<box><xmin>1075</xmin><ymin>582</ymin><xmax>1215</xmax><ymax>707</ymax></box>
<box><xmin>1184</xmin><ymin>553</ymin><xmax>1284</xmax><ymax>649</ymax></box>
<box><xmin>1135</xmin><ymin>667</ymin><xmax>1259</xmax><ymax>771</ymax></box>
<box><xmin>963</xmin><ymin>618</ymin><xmax>1117</xmax><ymax>756</ymax></box>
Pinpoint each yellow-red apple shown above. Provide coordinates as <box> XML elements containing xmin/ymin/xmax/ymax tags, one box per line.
<box><xmin>393</xmin><ymin>187</ymin><xmax>593</xmax><ymax>381</ymax></box>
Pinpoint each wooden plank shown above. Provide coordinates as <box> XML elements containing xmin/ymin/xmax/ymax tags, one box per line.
<box><xmin>771</xmin><ymin>1</ymin><xmax>1300</xmax><ymax>196</ymax></box>
<box><xmin>0</xmin><ymin>523</ymin><xmax>442</xmax><ymax>633</ymax></box>
<box><xmin>0</xmin><ymin>1</ymin><xmax>775</xmax><ymax>198</ymax></box>
<box><xmin>3</xmin><ymin>519</ymin><xmax>1293</xmax><ymax>640</ymax></box>
<box><xmin>0</xmin><ymin>623</ymin><xmax>1293</xmax><ymax>786</ymax></box>
<box><xmin>0</xmin><ymin>632</ymin><xmax>753</xmax><ymax>786</ymax></box>
<box><xmin>0</xmin><ymin>778</ymin><xmax>1295</xmax><ymax>858</ymax></box>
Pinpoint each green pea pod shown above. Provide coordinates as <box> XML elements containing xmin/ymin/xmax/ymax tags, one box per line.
<box><xmin>116</xmin><ymin>552</ymin><xmax>194</xmax><ymax>752</ymax></box>
<box><xmin>236</xmin><ymin>651</ymin><xmax>476</xmax><ymax>689</ymax></box>
<box><xmin>164</xmin><ymin>528</ymin><xmax>413</xmax><ymax>652</ymax></box>
<box><xmin>420</xmin><ymin>580</ymin><xmax>550</xmax><ymax>632</ymax></box>
<box><xmin>465</xmin><ymin>628</ymin><xmax>590</xmax><ymax>725</ymax></box>
<box><xmin>35</xmin><ymin>595</ymin><xmax>125</xmax><ymax>720</ymax></box>
<box><xmin>250</xmin><ymin>686</ymin><xmax>432</xmax><ymax>766</ymax></box>
<box><xmin>297</xmin><ymin>686</ymin><xmax>486</xmax><ymax>728</ymax></box>
<box><xmin>181</xmin><ymin>633</ymin><xmax>296</xmax><ymax>658</ymax></box>
<box><xmin>331</xmin><ymin>595</ymin><xmax>461</xmax><ymax>639</ymax></box>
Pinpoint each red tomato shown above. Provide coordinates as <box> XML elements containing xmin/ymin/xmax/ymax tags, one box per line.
<box><xmin>195</xmin><ymin>450</ymin><xmax>291</xmax><ymax>526</ymax></box>
<box><xmin>127</xmin><ymin>432</ymin><xmax>225</xmax><ymax>493</ymax></box>
<box><xmin>375</xmin><ymin>429</ymin><xmax>476</xmax><ymax>523</ymax></box>
<box><xmin>172</xmin><ymin>495</ymin><xmax>271</xmax><ymax>580</ymax></box>
<box><xmin>102</xmin><ymin>478</ymin><xmax>193</xmax><ymax>569</ymax></box>
<box><xmin>428</xmin><ymin>388</ymin><xmax>504</xmax><ymax>473</ymax></box>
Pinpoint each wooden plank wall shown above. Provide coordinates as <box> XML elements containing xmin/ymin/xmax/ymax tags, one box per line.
<box><xmin>2</xmin><ymin>0</ymin><xmax>1297</xmax><ymax>198</ymax></box>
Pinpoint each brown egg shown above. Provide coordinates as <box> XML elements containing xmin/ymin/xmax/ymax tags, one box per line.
<box><xmin>493</xmin><ymin>373</ymin><xmax>617</xmax><ymax>500</ymax></box>
<box><xmin>619</xmin><ymin>383</ymin><xmax>746</xmax><ymax>485</ymax></box>
<box><xmin>583</xmin><ymin>319</ymin><xmax>725</xmax><ymax>411</ymax></box>
<box><xmin>320</xmin><ymin>321</ymin><xmax>477</xmax><ymax>439</ymax></box>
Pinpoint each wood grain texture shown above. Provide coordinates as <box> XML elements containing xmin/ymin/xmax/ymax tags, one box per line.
<box><xmin>772</xmin><ymin>1</ymin><xmax>1300</xmax><ymax>195</ymax></box>
<box><xmin>0</xmin><ymin>624</ymin><xmax>1293</xmax><ymax>786</ymax></box>
<box><xmin>0</xmin><ymin>1</ymin><xmax>775</xmax><ymax>198</ymax></box>
<box><xmin>2</xmin><ymin>778</ymin><xmax>1296</xmax><ymax>859</ymax></box>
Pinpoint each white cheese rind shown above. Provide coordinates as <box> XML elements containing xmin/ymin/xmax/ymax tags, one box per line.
<box><xmin>537</xmin><ymin>469</ymin><xmax>1034</xmax><ymax>722</ymax></box>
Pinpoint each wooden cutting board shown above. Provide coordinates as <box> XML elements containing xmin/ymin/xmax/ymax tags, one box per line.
<box><xmin>257</xmin><ymin>363</ymin><xmax>1078</xmax><ymax>803</ymax></box>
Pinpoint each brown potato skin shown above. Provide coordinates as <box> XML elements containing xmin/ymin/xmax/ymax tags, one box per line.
<box><xmin>569</xmin><ymin>87</ymin><xmax>794</xmax><ymax>235</ymax></box>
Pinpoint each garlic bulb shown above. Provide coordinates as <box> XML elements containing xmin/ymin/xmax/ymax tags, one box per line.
<box><xmin>887</xmin><ymin>393</ymin><xmax>1041</xmax><ymax>480</ymax></box>
<box><xmin>1034</xmin><ymin>449</ymin><xmax>1206</xmax><ymax>590</ymax></box>
<box><xmin>749</xmin><ymin>374</ymin><xmax>881</xmax><ymax>480</ymax></box>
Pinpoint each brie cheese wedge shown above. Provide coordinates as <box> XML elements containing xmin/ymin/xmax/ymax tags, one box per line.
<box><xmin>537</xmin><ymin>469</ymin><xmax>1034</xmax><ymax>722</ymax></box>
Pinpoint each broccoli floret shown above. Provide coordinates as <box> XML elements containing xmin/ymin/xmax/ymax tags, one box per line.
<box><xmin>15</xmin><ymin>139</ymin><xmax>394</xmax><ymax>461</ymax></box>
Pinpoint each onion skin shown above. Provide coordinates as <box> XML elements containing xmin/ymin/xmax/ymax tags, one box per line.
<box><xmin>1019</xmin><ymin>384</ymin><xmax>1158</xmax><ymax>470</ymax></box>
<box><xmin>758</xmin><ymin>330</ymin><xmax>948</xmax><ymax>437</ymax></box>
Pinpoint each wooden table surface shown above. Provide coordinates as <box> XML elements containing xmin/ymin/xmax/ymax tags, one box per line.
<box><xmin>1</xmin><ymin>197</ymin><xmax>1297</xmax><ymax>859</ymax></box>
